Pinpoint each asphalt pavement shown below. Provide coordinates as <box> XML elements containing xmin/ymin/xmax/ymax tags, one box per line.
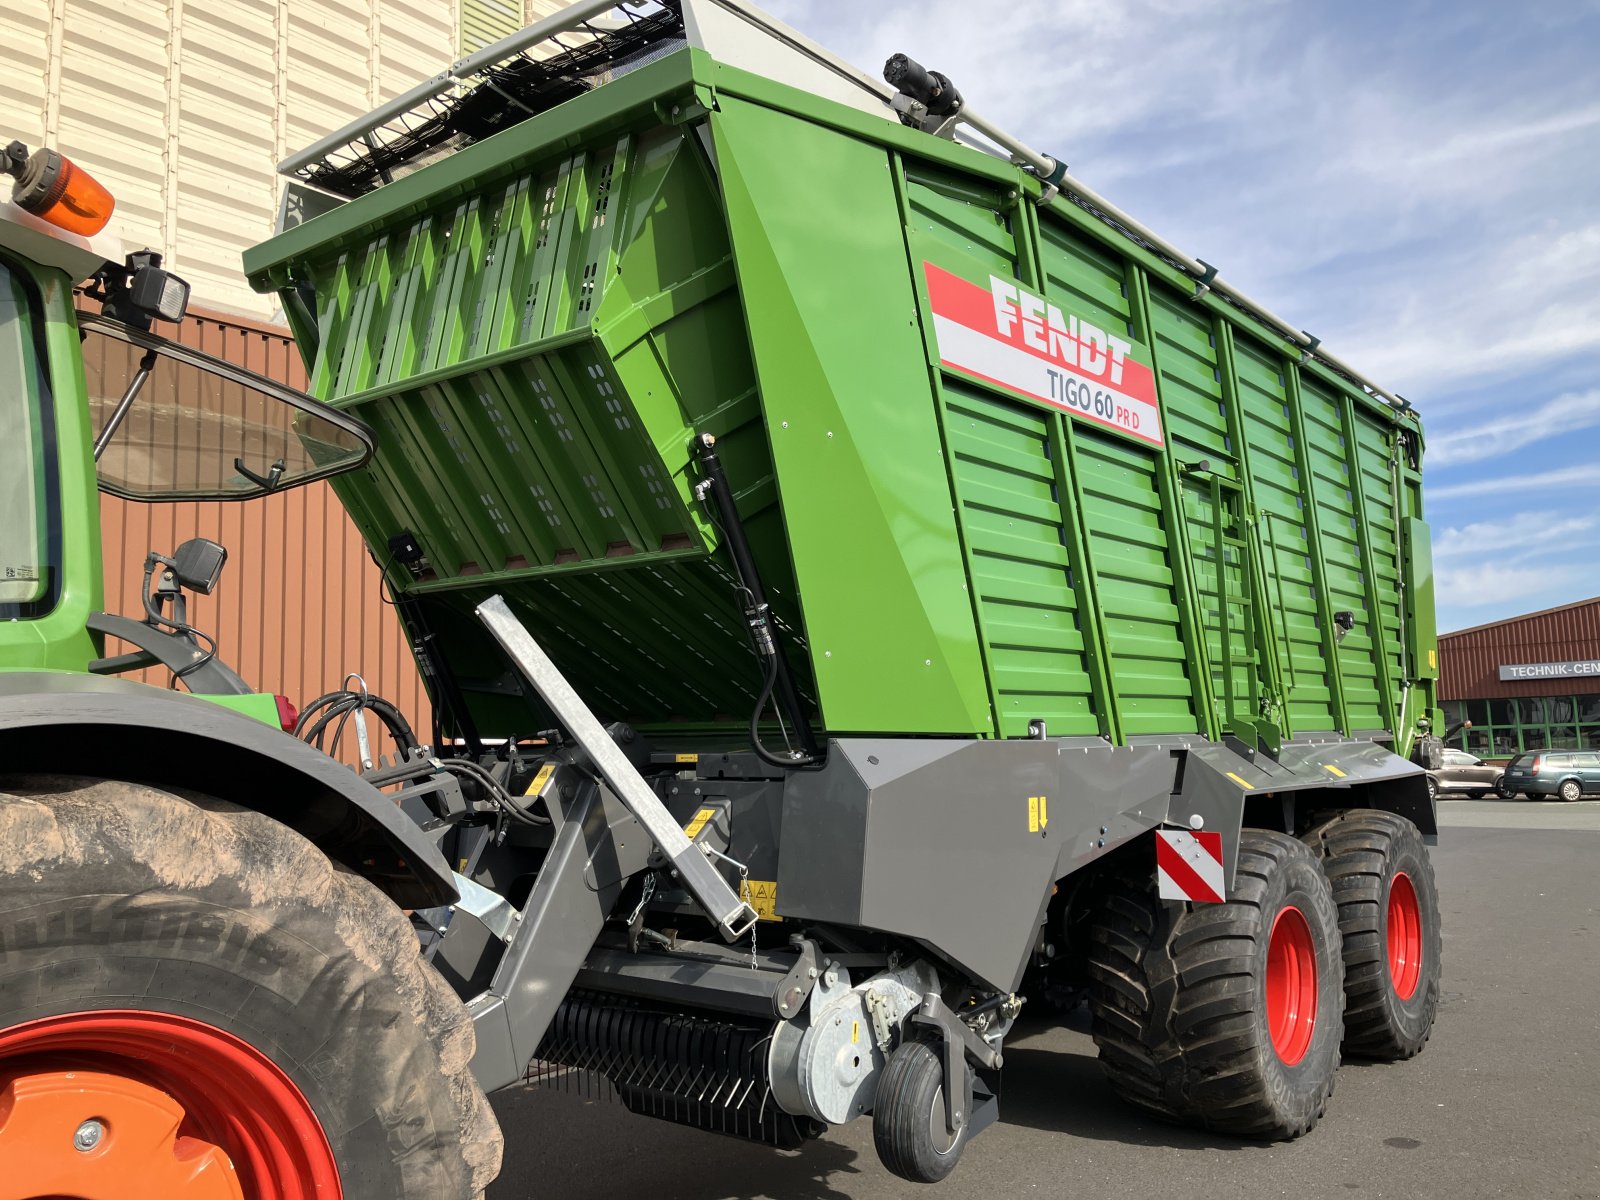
<box><xmin>488</xmin><ymin>798</ymin><xmax>1600</xmax><ymax>1199</ymax></box>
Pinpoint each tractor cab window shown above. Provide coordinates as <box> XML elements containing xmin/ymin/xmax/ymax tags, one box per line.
<box><xmin>80</xmin><ymin>312</ymin><xmax>372</xmax><ymax>501</ymax></box>
<box><xmin>0</xmin><ymin>257</ymin><xmax>57</xmax><ymax>612</ymax></box>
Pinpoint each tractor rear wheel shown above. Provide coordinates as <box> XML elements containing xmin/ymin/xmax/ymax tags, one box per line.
<box><xmin>1086</xmin><ymin>829</ymin><xmax>1344</xmax><ymax>1139</ymax></box>
<box><xmin>0</xmin><ymin>776</ymin><xmax>502</xmax><ymax>1199</ymax></box>
<box><xmin>1304</xmin><ymin>809</ymin><xmax>1441</xmax><ymax>1060</ymax></box>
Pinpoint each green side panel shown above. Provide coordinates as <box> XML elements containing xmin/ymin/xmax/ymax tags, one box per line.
<box><xmin>940</xmin><ymin>379</ymin><xmax>1099</xmax><ymax>736</ymax></box>
<box><xmin>1074</xmin><ymin>428</ymin><xmax>1201</xmax><ymax>735</ymax></box>
<box><xmin>710</xmin><ymin>94</ymin><xmax>990</xmax><ymax>735</ymax></box>
<box><xmin>1035</xmin><ymin>223</ymin><xmax>1199</xmax><ymax>737</ymax></box>
<box><xmin>1144</xmin><ymin>285</ymin><xmax>1257</xmax><ymax>733</ymax></box>
<box><xmin>1299</xmin><ymin>376</ymin><xmax>1386</xmax><ymax>729</ymax></box>
<box><xmin>1231</xmin><ymin>335</ymin><xmax>1338</xmax><ymax>732</ymax></box>
<box><xmin>1352</xmin><ymin>419</ymin><xmax>1407</xmax><ymax>728</ymax></box>
<box><xmin>1405</xmin><ymin>516</ymin><xmax>1437</xmax><ymax>680</ymax></box>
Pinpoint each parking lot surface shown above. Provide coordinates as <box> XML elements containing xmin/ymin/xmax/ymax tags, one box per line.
<box><xmin>490</xmin><ymin>799</ymin><xmax>1600</xmax><ymax>1199</ymax></box>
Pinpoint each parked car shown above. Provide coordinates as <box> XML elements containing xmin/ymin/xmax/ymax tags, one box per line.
<box><xmin>1425</xmin><ymin>749</ymin><xmax>1504</xmax><ymax>800</ymax></box>
<box><xmin>1499</xmin><ymin>751</ymin><xmax>1600</xmax><ymax>802</ymax></box>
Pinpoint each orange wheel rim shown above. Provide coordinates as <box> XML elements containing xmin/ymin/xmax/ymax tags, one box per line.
<box><xmin>0</xmin><ymin>1010</ymin><xmax>340</xmax><ymax>1200</ymax></box>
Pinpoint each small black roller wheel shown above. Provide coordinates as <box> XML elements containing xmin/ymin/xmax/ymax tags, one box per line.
<box><xmin>1304</xmin><ymin>809</ymin><xmax>1441</xmax><ymax>1060</ymax></box>
<box><xmin>1086</xmin><ymin>829</ymin><xmax>1344</xmax><ymax>1139</ymax></box>
<box><xmin>872</xmin><ymin>1041</ymin><xmax>969</xmax><ymax>1184</ymax></box>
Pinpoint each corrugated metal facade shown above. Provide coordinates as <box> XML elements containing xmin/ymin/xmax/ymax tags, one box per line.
<box><xmin>12</xmin><ymin>0</ymin><xmax>582</xmax><ymax>748</ymax></box>
<box><xmin>97</xmin><ymin>305</ymin><xmax>433</xmax><ymax>748</ymax></box>
<box><xmin>1</xmin><ymin>0</ymin><xmax>458</xmax><ymax>320</ymax></box>
<box><xmin>1438</xmin><ymin>597</ymin><xmax>1600</xmax><ymax>700</ymax></box>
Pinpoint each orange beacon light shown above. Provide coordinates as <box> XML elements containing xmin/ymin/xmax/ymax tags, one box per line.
<box><xmin>4</xmin><ymin>140</ymin><xmax>116</xmax><ymax>236</ymax></box>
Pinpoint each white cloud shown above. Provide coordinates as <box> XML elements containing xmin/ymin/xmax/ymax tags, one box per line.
<box><xmin>1434</xmin><ymin>511</ymin><xmax>1597</xmax><ymax>560</ymax></box>
<box><xmin>1427</xmin><ymin>388</ymin><xmax>1600</xmax><ymax>466</ymax></box>
<box><xmin>1428</xmin><ymin>463</ymin><xmax>1600</xmax><ymax>499</ymax></box>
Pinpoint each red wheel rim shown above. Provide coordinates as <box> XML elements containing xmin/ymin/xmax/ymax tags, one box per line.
<box><xmin>0</xmin><ymin>1010</ymin><xmax>341</xmax><ymax>1199</ymax></box>
<box><xmin>1265</xmin><ymin>905</ymin><xmax>1318</xmax><ymax>1065</ymax></box>
<box><xmin>1387</xmin><ymin>872</ymin><xmax>1423</xmax><ymax>1000</ymax></box>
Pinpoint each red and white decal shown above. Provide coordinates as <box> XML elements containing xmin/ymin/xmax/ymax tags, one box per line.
<box><xmin>1155</xmin><ymin>829</ymin><xmax>1225</xmax><ymax>903</ymax></box>
<box><xmin>923</xmin><ymin>262</ymin><xmax>1164</xmax><ymax>447</ymax></box>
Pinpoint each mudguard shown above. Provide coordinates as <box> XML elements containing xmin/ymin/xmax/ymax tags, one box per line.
<box><xmin>0</xmin><ymin>672</ymin><xmax>456</xmax><ymax>908</ymax></box>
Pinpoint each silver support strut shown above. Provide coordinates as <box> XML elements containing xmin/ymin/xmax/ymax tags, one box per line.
<box><xmin>476</xmin><ymin>594</ymin><xmax>759</xmax><ymax>941</ymax></box>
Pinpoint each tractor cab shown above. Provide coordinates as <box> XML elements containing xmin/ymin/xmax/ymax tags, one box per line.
<box><xmin>1</xmin><ymin>139</ymin><xmax>372</xmax><ymax>710</ymax></box>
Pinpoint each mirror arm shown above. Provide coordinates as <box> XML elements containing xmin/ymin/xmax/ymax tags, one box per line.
<box><xmin>92</xmin><ymin>347</ymin><xmax>158</xmax><ymax>461</ymax></box>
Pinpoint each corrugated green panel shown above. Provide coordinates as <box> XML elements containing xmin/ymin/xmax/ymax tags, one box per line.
<box><xmin>1146</xmin><ymin>287</ymin><xmax>1232</xmax><ymax>466</ymax></box>
<box><xmin>1298</xmin><ymin>376</ymin><xmax>1386</xmax><ymax>728</ymax></box>
<box><xmin>1232</xmin><ymin>336</ymin><xmax>1337</xmax><ymax>732</ymax></box>
<box><xmin>941</xmin><ymin>378</ymin><xmax>1099</xmax><ymax>736</ymax></box>
<box><xmin>1353</xmin><ymin>419</ymin><xmax>1408</xmax><ymax>709</ymax></box>
<box><xmin>1075</xmin><ymin>429</ymin><xmax>1200</xmax><ymax>735</ymax></box>
<box><xmin>905</xmin><ymin>165</ymin><xmax>1022</xmax><ymax>279</ymax></box>
<box><xmin>1146</xmin><ymin>285</ymin><xmax>1257</xmax><ymax>733</ymax></box>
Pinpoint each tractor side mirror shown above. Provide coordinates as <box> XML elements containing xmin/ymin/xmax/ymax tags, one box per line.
<box><xmin>170</xmin><ymin>537</ymin><xmax>227</xmax><ymax>595</ymax></box>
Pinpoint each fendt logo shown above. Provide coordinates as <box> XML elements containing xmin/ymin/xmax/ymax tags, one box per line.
<box><xmin>924</xmin><ymin>261</ymin><xmax>1164</xmax><ymax>447</ymax></box>
<box><xmin>989</xmin><ymin>278</ymin><xmax>1133</xmax><ymax>388</ymax></box>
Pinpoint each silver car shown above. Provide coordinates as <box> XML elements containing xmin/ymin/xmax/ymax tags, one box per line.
<box><xmin>1425</xmin><ymin>748</ymin><xmax>1504</xmax><ymax>800</ymax></box>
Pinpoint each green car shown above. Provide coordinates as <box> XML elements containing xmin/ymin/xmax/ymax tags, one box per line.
<box><xmin>1500</xmin><ymin>751</ymin><xmax>1600</xmax><ymax>802</ymax></box>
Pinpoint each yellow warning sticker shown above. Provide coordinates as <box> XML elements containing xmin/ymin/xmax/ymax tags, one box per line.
<box><xmin>852</xmin><ymin>1021</ymin><xmax>860</xmax><ymax>1044</ymax></box>
<box><xmin>1428</xmin><ymin>649</ymin><xmax>1437</xmax><ymax>670</ymax></box>
<box><xmin>1324</xmin><ymin>764</ymin><xmax>1347</xmax><ymax>779</ymax></box>
<box><xmin>742</xmin><ymin>879</ymin><xmax>780</xmax><ymax>922</ymax></box>
<box><xmin>675</xmin><ymin>753</ymin><xmax>699</xmax><ymax>764</ymax></box>
<box><xmin>1224</xmin><ymin>771</ymin><xmax>1256</xmax><ymax>790</ymax></box>
<box><xmin>683</xmin><ymin>807</ymin><xmax>716</xmax><ymax>839</ymax></box>
<box><xmin>524</xmin><ymin>762</ymin><xmax>556</xmax><ymax>796</ymax></box>
<box><xmin>1027</xmin><ymin>795</ymin><xmax>1049</xmax><ymax>833</ymax></box>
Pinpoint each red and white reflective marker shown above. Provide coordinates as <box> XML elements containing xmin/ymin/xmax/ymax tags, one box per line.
<box><xmin>1155</xmin><ymin>830</ymin><xmax>1226</xmax><ymax>903</ymax></box>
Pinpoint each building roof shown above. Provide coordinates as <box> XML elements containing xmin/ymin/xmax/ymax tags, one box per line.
<box><xmin>1438</xmin><ymin>595</ymin><xmax>1600</xmax><ymax>701</ymax></box>
<box><xmin>1441</xmin><ymin>595</ymin><xmax>1600</xmax><ymax>640</ymax></box>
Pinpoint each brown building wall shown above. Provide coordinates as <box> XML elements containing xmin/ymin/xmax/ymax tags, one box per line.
<box><xmin>98</xmin><ymin>306</ymin><xmax>431</xmax><ymax>757</ymax></box>
<box><xmin>1438</xmin><ymin>597</ymin><xmax>1600</xmax><ymax>701</ymax></box>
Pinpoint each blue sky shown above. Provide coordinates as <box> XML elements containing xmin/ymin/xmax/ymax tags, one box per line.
<box><xmin>763</xmin><ymin>0</ymin><xmax>1600</xmax><ymax>633</ymax></box>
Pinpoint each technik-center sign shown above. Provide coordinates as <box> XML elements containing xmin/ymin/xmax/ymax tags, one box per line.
<box><xmin>1498</xmin><ymin>659</ymin><xmax>1600</xmax><ymax>682</ymax></box>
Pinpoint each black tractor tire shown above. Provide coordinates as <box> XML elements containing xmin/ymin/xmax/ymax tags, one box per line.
<box><xmin>1303</xmin><ymin>809</ymin><xmax>1440</xmax><ymax>1061</ymax></box>
<box><xmin>872</xmin><ymin>1041</ymin><xmax>969</xmax><ymax>1184</ymax></box>
<box><xmin>0</xmin><ymin>776</ymin><xmax>502</xmax><ymax>1198</ymax></box>
<box><xmin>1558</xmin><ymin>779</ymin><xmax>1583</xmax><ymax>802</ymax></box>
<box><xmin>1085</xmin><ymin>829</ymin><xmax>1344</xmax><ymax>1139</ymax></box>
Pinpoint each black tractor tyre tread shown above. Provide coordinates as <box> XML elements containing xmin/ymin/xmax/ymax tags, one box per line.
<box><xmin>1085</xmin><ymin>829</ymin><xmax>1344</xmax><ymax>1140</ymax></box>
<box><xmin>0</xmin><ymin>776</ymin><xmax>502</xmax><ymax>1198</ymax></box>
<box><xmin>1302</xmin><ymin>808</ymin><xmax>1441</xmax><ymax>1061</ymax></box>
<box><xmin>872</xmin><ymin>1040</ymin><xmax>968</xmax><ymax>1184</ymax></box>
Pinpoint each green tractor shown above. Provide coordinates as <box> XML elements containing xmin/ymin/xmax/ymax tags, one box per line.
<box><xmin>0</xmin><ymin>147</ymin><xmax>501</xmax><ymax>1196</ymax></box>
<box><xmin>2</xmin><ymin>2</ymin><xmax>1448</xmax><ymax>1197</ymax></box>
